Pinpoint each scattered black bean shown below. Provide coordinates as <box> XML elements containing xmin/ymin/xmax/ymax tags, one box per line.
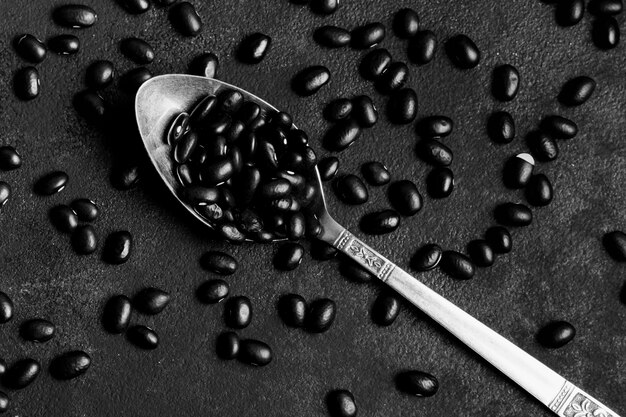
<box><xmin>102</xmin><ymin>295</ymin><xmax>132</xmax><ymax>334</ymax></box>
<box><xmin>326</xmin><ymin>390</ymin><xmax>357</xmax><ymax>417</ymax></box>
<box><xmin>169</xmin><ymin>2</ymin><xmax>202</xmax><ymax>36</ymax></box>
<box><xmin>0</xmin><ymin>183</ymin><xmax>9</xmax><ymax>208</ymax></box>
<box><xmin>525</xmin><ymin>174</ymin><xmax>553</xmax><ymax>207</ymax></box>
<box><xmin>318</xmin><ymin>157</ymin><xmax>339</xmax><ymax>181</ymax></box>
<box><xmin>410</xmin><ymin>243</ymin><xmax>442</xmax><ymax>271</ymax></box>
<box><xmin>371</xmin><ymin>293</ymin><xmax>400</xmax><ymax>326</ymax></box>
<box><xmin>305</xmin><ymin>298</ymin><xmax>336</xmax><ymax>333</ymax></box>
<box><xmin>278</xmin><ymin>294</ymin><xmax>307</xmax><ymax>328</ymax></box>
<box><xmin>310</xmin><ymin>0</ymin><xmax>338</xmax><ymax>14</ymax></box>
<box><xmin>103</xmin><ymin>231</ymin><xmax>133</xmax><ymax>264</ymax></box>
<box><xmin>133</xmin><ymin>287</ymin><xmax>170</xmax><ymax>315</ymax></box>
<box><xmin>503</xmin><ymin>153</ymin><xmax>534</xmax><ymax>189</ymax></box>
<box><xmin>196</xmin><ymin>279</ymin><xmax>229</xmax><ymax>304</ymax></box>
<box><xmin>3</xmin><ymin>359</ymin><xmax>40</xmax><ymax>389</ymax></box>
<box><xmin>224</xmin><ymin>296</ymin><xmax>252</xmax><ymax>329</ymax></box>
<box><xmin>492</xmin><ymin>64</ymin><xmax>520</xmax><ymax>102</ymax></box>
<box><xmin>111</xmin><ymin>163</ymin><xmax>140</xmax><ymax>190</ymax></box>
<box><xmin>589</xmin><ymin>0</ymin><xmax>623</xmax><ymax>15</ymax></box>
<box><xmin>238</xmin><ymin>339</ymin><xmax>272</xmax><ymax>366</ymax></box>
<box><xmin>14</xmin><ymin>34</ymin><xmax>47</xmax><ymax>63</ymax></box>
<box><xmin>85</xmin><ymin>60</ymin><xmax>115</xmax><ymax>89</ymax></box>
<box><xmin>314</xmin><ymin>26</ymin><xmax>351</xmax><ymax>48</ymax></box>
<box><xmin>351</xmin><ymin>95</ymin><xmax>378</xmax><ymax>127</ymax></box>
<box><xmin>526</xmin><ymin>131</ymin><xmax>559</xmax><ymax>162</ymax></box>
<box><xmin>74</xmin><ymin>90</ymin><xmax>107</xmax><ymax>124</ymax></box>
<box><xmin>48</xmin><ymin>34</ymin><xmax>80</xmax><ymax>55</ymax></box>
<box><xmin>445</xmin><ymin>34</ymin><xmax>480</xmax><ymax>69</ymax></box>
<box><xmin>70</xmin><ymin>199</ymin><xmax>98</xmax><ymax>222</ymax></box>
<box><xmin>359</xmin><ymin>48</ymin><xmax>392</xmax><ymax>80</ymax></box>
<box><xmin>395</xmin><ymin>370</ymin><xmax>439</xmax><ymax>397</ymax></box>
<box><xmin>416</xmin><ymin>138</ymin><xmax>453</xmax><ymax>167</ymax></box>
<box><xmin>323</xmin><ymin>119</ymin><xmax>361</xmax><ymax>152</ymax></box>
<box><xmin>555</xmin><ymin>0</ymin><xmax>585</xmax><ymax>26</ymax></box>
<box><xmin>494</xmin><ymin>202</ymin><xmax>533</xmax><ymax>227</ymax></box>
<box><xmin>360</xmin><ymin>210</ymin><xmax>400</xmax><ymax>235</ymax></box>
<box><xmin>14</xmin><ymin>67</ymin><xmax>40</xmax><ymax>100</ymax></box>
<box><xmin>292</xmin><ymin>65</ymin><xmax>331</xmax><ymax>96</ymax></box>
<box><xmin>540</xmin><ymin>115</ymin><xmax>578</xmax><ymax>139</ymax></box>
<box><xmin>0</xmin><ymin>359</ymin><xmax>6</xmax><ymax>375</ymax></box>
<box><xmin>485</xmin><ymin>226</ymin><xmax>512</xmax><ymax>254</ymax></box>
<box><xmin>324</xmin><ymin>98</ymin><xmax>352</xmax><ymax>121</ymax></box>
<box><xmin>0</xmin><ymin>392</ymin><xmax>7</xmax><ymax>413</ymax></box>
<box><xmin>361</xmin><ymin>162</ymin><xmax>390</xmax><ymax>186</ymax></box>
<box><xmin>35</xmin><ymin>171</ymin><xmax>68</xmax><ymax>195</ymax></box>
<box><xmin>216</xmin><ymin>331</ymin><xmax>239</xmax><ymax>360</ymax></box>
<box><xmin>426</xmin><ymin>167</ymin><xmax>454</xmax><ymax>198</ymax></box>
<box><xmin>117</xmin><ymin>0</ymin><xmax>151</xmax><ymax>14</ymax></box>
<box><xmin>49</xmin><ymin>351</ymin><xmax>91</xmax><ymax>380</ymax></box>
<box><xmin>440</xmin><ymin>251</ymin><xmax>475</xmax><ymax>279</ymax></box>
<box><xmin>375</xmin><ymin>62</ymin><xmax>408</xmax><ymax>94</ymax></box>
<box><xmin>416</xmin><ymin>115</ymin><xmax>453</xmax><ymax>138</ymax></box>
<box><xmin>0</xmin><ymin>147</ymin><xmax>22</xmax><ymax>171</ymax></box>
<box><xmin>537</xmin><ymin>320</ymin><xmax>576</xmax><ymax>348</ymax></box>
<box><xmin>487</xmin><ymin>111</ymin><xmax>515</xmax><ymax>144</ymax></box>
<box><xmin>558</xmin><ymin>76</ymin><xmax>596</xmax><ymax>106</ymax></box>
<box><xmin>592</xmin><ymin>16</ymin><xmax>620</xmax><ymax>49</ymax></box>
<box><xmin>189</xmin><ymin>52</ymin><xmax>219</xmax><ymax>78</ymax></box>
<box><xmin>127</xmin><ymin>325</ymin><xmax>159</xmax><ymax>350</ymax></box>
<box><xmin>49</xmin><ymin>205</ymin><xmax>78</xmax><ymax>233</ymax></box>
<box><xmin>467</xmin><ymin>240</ymin><xmax>495</xmax><ymax>267</ymax></box>
<box><xmin>603</xmin><ymin>231</ymin><xmax>626</xmax><ymax>262</ymax></box>
<box><xmin>200</xmin><ymin>251</ymin><xmax>238</xmax><ymax>275</ymax></box>
<box><xmin>339</xmin><ymin>259</ymin><xmax>374</xmax><ymax>283</ymax></box>
<box><xmin>351</xmin><ymin>22</ymin><xmax>386</xmax><ymax>49</ymax></box>
<box><xmin>387</xmin><ymin>88</ymin><xmax>418</xmax><ymax>124</ymax></box>
<box><xmin>407</xmin><ymin>30</ymin><xmax>437</xmax><ymax>65</ymax></box>
<box><xmin>19</xmin><ymin>319</ymin><xmax>54</xmax><ymax>343</ymax></box>
<box><xmin>71</xmin><ymin>225</ymin><xmax>98</xmax><ymax>255</ymax></box>
<box><xmin>335</xmin><ymin>175</ymin><xmax>369</xmax><ymax>205</ymax></box>
<box><xmin>388</xmin><ymin>180</ymin><xmax>422</xmax><ymax>216</ymax></box>
<box><xmin>53</xmin><ymin>5</ymin><xmax>97</xmax><ymax>28</ymax></box>
<box><xmin>393</xmin><ymin>8</ymin><xmax>419</xmax><ymax>38</ymax></box>
<box><xmin>120</xmin><ymin>37</ymin><xmax>155</xmax><ymax>64</ymax></box>
<box><xmin>274</xmin><ymin>243</ymin><xmax>304</xmax><ymax>270</ymax></box>
<box><xmin>0</xmin><ymin>292</ymin><xmax>11</xmax><ymax>324</ymax></box>
<box><xmin>120</xmin><ymin>67</ymin><xmax>152</xmax><ymax>93</ymax></box>
<box><xmin>237</xmin><ymin>33</ymin><xmax>271</xmax><ymax>64</ymax></box>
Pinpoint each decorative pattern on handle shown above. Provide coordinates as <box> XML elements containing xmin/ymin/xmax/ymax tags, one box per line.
<box><xmin>549</xmin><ymin>382</ymin><xmax>615</xmax><ymax>417</ymax></box>
<box><xmin>333</xmin><ymin>230</ymin><xmax>395</xmax><ymax>282</ymax></box>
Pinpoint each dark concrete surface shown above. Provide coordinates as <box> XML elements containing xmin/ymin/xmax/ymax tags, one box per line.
<box><xmin>0</xmin><ymin>0</ymin><xmax>624</xmax><ymax>416</ymax></box>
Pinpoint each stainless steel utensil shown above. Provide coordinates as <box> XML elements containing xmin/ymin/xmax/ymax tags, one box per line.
<box><xmin>136</xmin><ymin>74</ymin><xmax>621</xmax><ymax>417</ymax></box>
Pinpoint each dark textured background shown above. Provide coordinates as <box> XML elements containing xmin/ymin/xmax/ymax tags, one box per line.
<box><xmin>0</xmin><ymin>0</ymin><xmax>624</xmax><ymax>416</ymax></box>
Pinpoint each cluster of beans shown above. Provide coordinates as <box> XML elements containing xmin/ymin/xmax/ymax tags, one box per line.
<box><xmin>546</xmin><ymin>0</ymin><xmax>622</xmax><ymax>49</ymax></box>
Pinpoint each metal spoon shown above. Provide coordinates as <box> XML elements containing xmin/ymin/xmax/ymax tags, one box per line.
<box><xmin>136</xmin><ymin>74</ymin><xmax>621</xmax><ymax>417</ymax></box>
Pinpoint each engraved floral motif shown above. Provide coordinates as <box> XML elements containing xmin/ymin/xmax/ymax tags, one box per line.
<box><xmin>348</xmin><ymin>242</ymin><xmax>383</xmax><ymax>269</ymax></box>
<box><xmin>564</xmin><ymin>394</ymin><xmax>611</xmax><ymax>417</ymax></box>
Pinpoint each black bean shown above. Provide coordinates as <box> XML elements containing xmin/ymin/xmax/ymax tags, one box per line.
<box><xmin>525</xmin><ymin>174</ymin><xmax>553</xmax><ymax>207</ymax></box>
<box><xmin>217</xmin><ymin>89</ymin><xmax>244</xmax><ymax>114</ymax></box>
<box><xmin>407</xmin><ymin>30</ymin><xmax>437</xmax><ymax>65</ymax></box>
<box><xmin>103</xmin><ymin>231</ymin><xmax>133</xmax><ymax>264</ymax></box>
<box><xmin>310</xmin><ymin>0</ymin><xmax>338</xmax><ymax>15</ymax></box>
<box><xmin>85</xmin><ymin>60</ymin><xmax>115</xmax><ymax>89</ymax></box>
<box><xmin>492</xmin><ymin>64</ymin><xmax>520</xmax><ymax>102</ymax></box>
<box><xmin>74</xmin><ymin>90</ymin><xmax>107</xmax><ymax>124</ymax></box>
<box><xmin>35</xmin><ymin>171</ymin><xmax>68</xmax><ymax>195</ymax></box>
<box><xmin>393</xmin><ymin>8</ymin><xmax>419</xmax><ymax>38</ymax></box>
<box><xmin>0</xmin><ymin>292</ymin><xmax>12</xmax><ymax>324</ymax></box>
<box><xmin>410</xmin><ymin>244</ymin><xmax>442</xmax><ymax>271</ymax></box>
<box><xmin>169</xmin><ymin>113</ymin><xmax>190</xmax><ymax>147</ymax></box>
<box><xmin>351</xmin><ymin>95</ymin><xmax>378</xmax><ymax>127</ymax></box>
<box><xmin>335</xmin><ymin>175</ymin><xmax>369</xmax><ymax>205</ymax></box>
<box><xmin>503</xmin><ymin>153</ymin><xmax>535</xmax><ymax>189</ymax></box>
<box><xmin>494</xmin><ymin>202</ymin><xmax>533</xmax><ymax>227</ymax></box>
<box><xmin>589</xmin><ymin>0</ymin><xmax>623</xmax><ymax>15</ymax></box>
<box><xmin>71</xmin><ymin>225</ymin><xmax>98</xmax><ymax>254</ymax></box>
<box><xmin>485</xmin><ymin>226</ymin><xmax>512</xmax><ymax>254</ymax></box>
<box><xmin>238</xmin><ymin>102</ymin><xmax>261</xmax><ymax>126</ymax></box>
<box><xmin>326</xmin><ymin>390</ymin><xmax>357</xmax><ymax>417</ymax></box>
<box><xmin>314</xmin><ymin>26</ymin><xmax>351</xmax><ymax>48</ymax></box>
<box><xmin>467</xmin><ymin>240</ymin><xmax>495</xmax><ymax>267</ymax></box>
<box><xmin>278</xmin><ymin>294</ymin><xmax>307</xmax><ymax>328</ymax></box>
<box><xmin>0</xmin><ymin>146</ymin><xmax>22</xmax><ymax>171</ymax></box>
<box><xmin>324</xmin><ymin>98</ymin><xmax>352</xmax><ymax>121</ymax></box>
<box><xmin>375</xmin><ymin>62</ymin><xmax>408</xmax><ymax>94</ymax></box>
<box><xmin>48</xmin><ymin>34</ymin><xmax>80</xmax><ymax>55</ymax></box>
<box><xmin>304</xmin><ymin>215</ymin><xmax>323</xmax><ymax>238</ymax></box>
<box><xmin>3</xmin><ymin>359</ymin><xmax>40</xmax><ymax>389</ymax></box>
<box><xmin>224</xmin><ymin>296</ymin><xmax>252</xmax><ymax>329</ymax></box>
<box><xmin>371</xmin><ymin>293</ymin><xmax>400</xmax><ymax>326</ymax></box>
<box><xmin>14</xmin><ymin>34</ymin><xmax>47</xmax><ymax>63</ymax></box>
<box><xmin>274</xmin><ymin>243</ymin><xmax>304</xmax><ymax>270</ymax></box>
<box><xmin>117</xmin><ymin>0</ymin><xmax>151</xmax><ymax>14</ymax></box>
<box><xmin>169</xmin><ymin>2</ymin><xmax>202</xmax><ymax>36</ymax></box>
<box><xmin>558</xmin><ymin>76</ymin><xmax>596</xmax><ymax>106</ymax></box>
<box><xmin>189</xmin><ymin>95</ymin><xmax>217</xmax><ymax>127</ymax></box>
<box><xmin>387</xmin><ymin>88</ymin><xmax>418</xmax><ymax>124</ymax></box>
<box><xmin>238</xmin><ymin>339</ymin><xmax>272</xmax><ymax>366</ymax></box>
<box><xmin>292</xmin><ymin>65</ymin><xmax>330</xmax><ymax>96</ymax></box>
<box><xmin>487</xmin><ymin>111</ymin><xmax>515</xmax><ymax>144</ymax></box>
<box><xmin>445</xmin><ymin>34</ymin><xmax>480</xmax><ymax>69</ymax></box>
<box><xmin>127</xmin><ymin>325</ymin><xmax>159</xmax><ymax>350</ymax></box>
<box><xmin>416</xmin><ymin>115</ymin><xmax>453</xmax><ymax>138</ymax></box>
<box><xmin>416</xmin><ymin>138</ymin><xmax>453</xmax><ymax>167</ymax></box>
<box><xmin>0</xmin><ymin>392</ymin><xmax>7</xmax><ymax>413</ymax></box>
<box><xmin>603</xmin><ymin>231</ymin><xmax>626</xmax><ymax>261</ymax></box>
<box><xmin>305</xmin><ymin>298</ymin><xmax>336</xmax><ymax>333</ymax></box>
<box><xmin>526</xmin><ymin>131</ymin><xmax>559</xmax><ymax>162</ymax></box>
<box><xmin>592</xmin><ymin>16</ymin><xmax>620</xmax><ymax>49</ymax></box>
<box><xmin>360</xmin><ymin>210</ymin><xmax>400</xmax><ymax>235</ymax></box>
<box><xmin>111</xmin><ymin>163</ymin><xmax>140</xmax><ymax>190</ymax></box>
<box><xmin>0</xmin><ymin>359</ymin><xmax>6</xmax><ymax>375</ymax></box>
<box><xmin>233</xmin><ymin>166</ymin><xmax>260</xmax><ymax>205</ymax></box>
<box><xmin>102</xmin><ymin>295</ymin><xmax>132</xmax><ymax>333</ymax></box>
<box><xmin>395</xmin><ymin>370</ymin><xmax>439</xmax><ymax>397</ymax></box>
<box><xmin>260</xmin><ymin>179</ymin><xmax>291</xmax><ymax>200</ymax></box>
<box><xmin>53</xmin><ymin>5</ymin><xmax>97</xmax><ymax>28</ymax></box>
<box><xmin>70</xmin><ymin>199</ymin><xmax>99</xmax><ymax>222</ymax></box>
<box><xmin>555</xmin><ymin>0</ymin><xmax>585</xmax><ymax>26</ymax></box>
<box><xmin>388</xmin><ymin>180</ymin><xmax>422</xmax><ymax>216</ymax></box>
<box><xmin>311</xmin><ymin>240</ymin><xmax>338</xmax><ymax>260</ymax></box>
<box><xmin>199</xmin><ymin>251</ymin><xmax>238</xmax><ymax>275</ymax></box>
<box><xmin>14</xmin><ymin>67</ymin><xmax>40</xmax><ymax>100</ymax></box>
<box><xmin>0</xmin><ymin>183</ymin><xmax>10</xmax><ymax>208</ymax></box>
<box><xmin>351</xmin><ymin>22</ymin><xmax>386</xmax><ymax>49</ymax></box>
<box><xmin>361</xmin><ymin>162</ymin><xmax>390</xmax><ymax>186</ymax></box>
<box><xmin>286</xmin><ymin>213</ymin><xmax>305</xmax><ymax>241</ymax></box>
<box><xmin>187</xmin><ymin>55</ymin><xmax>218</xmax><ymax>81</ymax></box>
<box><xmin>216</xmin><ymin>332</ymin><xmax>239</xmax><ymax>360</ymax></box>
<box><xmin>440</xmin><ymin>251</ymin><xmax>475</xmax><ymax>280</ymax></box>
<box><xmin>49</xmin><ymin>205</ymin><xmax>78</xmax><ymax>233</ymax></box>
<box><xmin>19</xmin><ymin>319</ymin><xmax>54</xmax><ymax>343</ymax></box>
<box><xmin>49</xmin><ymin>351</ymin><xmax>91</xmax><ymax>380</ymax></box>
<box><xmin>359</xmin><ymin>48</ymin><xmax>392</xmax><ymax>80</ymax></box>
<box><xmin>195</xmin><ymin>203</ymin><xmax>224</xmax><ymax>223</ymax></box>
<box><xmin>540</xmin><ymin>115</ymin><xmax>578</xmax><ymax>139</ymax></box>
<box><xmin>120</xmin><ymin>37</ymin><xmax>155</xmax><ymax>64</ymax></box>
<box><xmin>537</xmin><ymin>320</ymin><xmax>576</xmax><ymax>348</ymax></box>
<box><xmin>426</xmin><ymin>167</ymin><xmax>454</xmax><ymax>198</ymax></box>
<box><xmin>174</xmin><ymin>131</ymin><xmax>198</xmax><ymax>163</ymax></box>
<box><xmin>339</xmin><ymin>260</ymin><xmax>374</xmax><ymax>283</ymax></box>
<box><xmin>323</xmin><ymin>119</ymin><xmax>361</xmax><ymax>152</ymax></box>
<box><xmin>121</xmin><ymin>67</ymin><xmax>152</xmax><ymax>93</ymax></box>
<box><xmin>317</xmin><ymin>157</ymin><xmax>339</xmax><ymax>181</ymax></box>
<box><xmin>237</xmin><ymin>33</ymin><xmax>271</xmax><ymax>64</ymax></box>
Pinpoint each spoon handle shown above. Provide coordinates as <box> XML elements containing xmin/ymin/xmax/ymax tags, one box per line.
<box><xmin>328</xmin><ymin>228</ymin><xmax>621</xmax><ymax>417</ymax></box>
